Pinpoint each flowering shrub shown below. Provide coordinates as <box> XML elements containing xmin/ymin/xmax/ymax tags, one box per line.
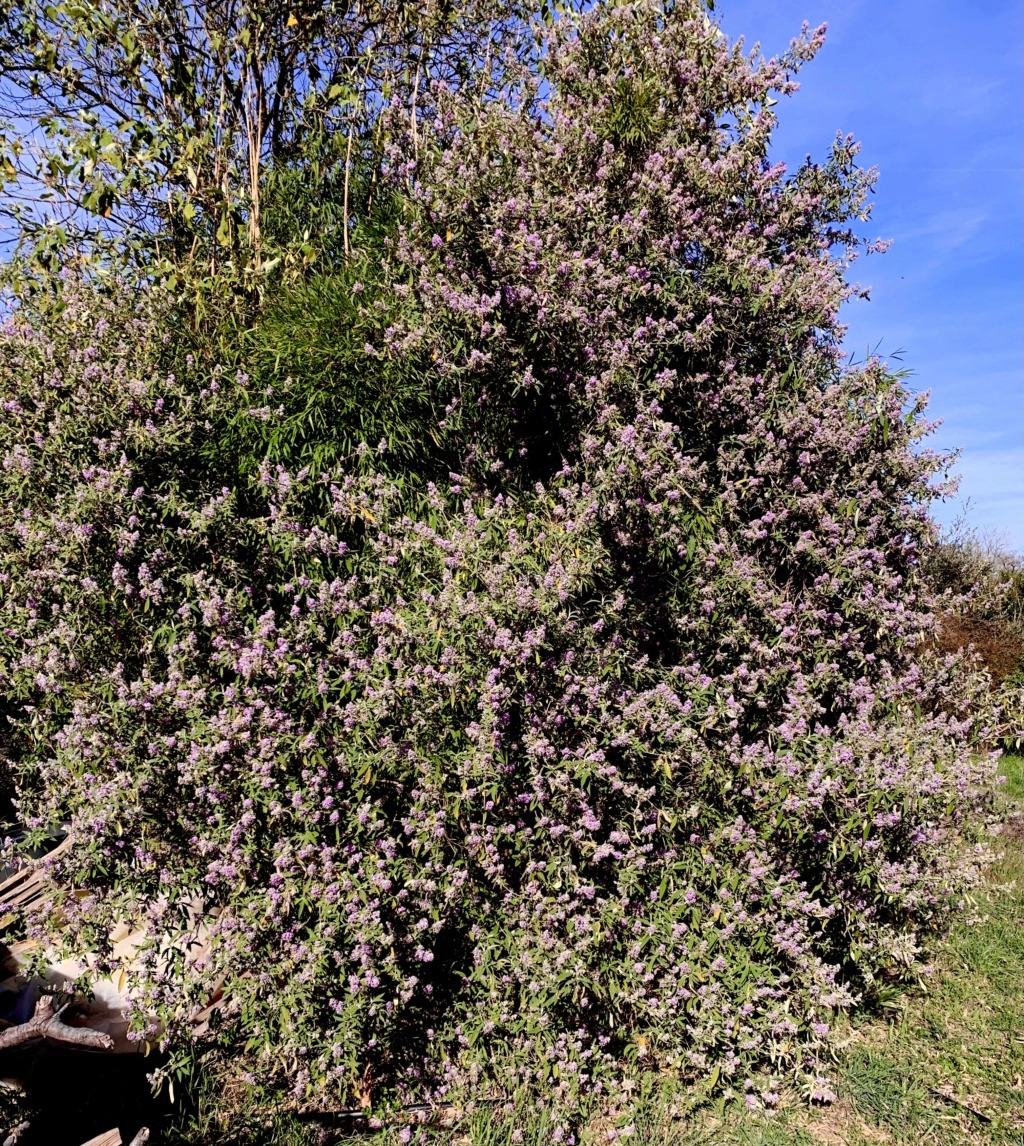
<box><xmin>0</xmin><ymin>0</ymin><xmax>997</xmax><ymax>1123</ymax></box>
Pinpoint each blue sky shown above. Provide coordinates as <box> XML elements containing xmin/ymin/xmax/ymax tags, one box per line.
<box><xmin>714</xmin><ymin>0</ymin><xmax>1023</xmax><ymax>552</ymax></box>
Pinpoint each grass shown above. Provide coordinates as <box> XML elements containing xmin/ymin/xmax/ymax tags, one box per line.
<box><xmin>165</xmin><ymin>757</ymin><xmax>1024</xmax><ymax>1146</ymax></box>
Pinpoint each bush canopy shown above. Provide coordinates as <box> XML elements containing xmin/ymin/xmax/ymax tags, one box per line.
<box><xmin>0</xmin><ymin>0</ymin><xmax>997</xmax><ymax>1126</ymax></box>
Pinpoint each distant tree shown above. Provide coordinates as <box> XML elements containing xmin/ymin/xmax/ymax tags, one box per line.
<box><xmin>0</xmin><ymin>0</ymin><xmax>542</xmax><ymax>290</ymax></box>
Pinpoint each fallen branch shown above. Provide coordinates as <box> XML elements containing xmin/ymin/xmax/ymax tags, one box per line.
<box><xmin>0</xmin><ymin>996</ymin><xmax>114</xmax><ymax>1053</ymax></box>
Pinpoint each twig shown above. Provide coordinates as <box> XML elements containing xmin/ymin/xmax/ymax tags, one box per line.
<box><xmin>343</xmin><ymin>118</ymin><xmax>354</xmax><ymax>260</ymax></box>
<box><xmin>928</xmin><ymin>1086</ymin><xmax>992</xmax><ymax>1123</ymax></box>
<box><xmin>410</xmin><ymin>58</ymin><xmax>421</xmax><ymax>158</ymax></box>
<box><xmin>126</xmin><ymin>1129</ymin><xmax>150</xmax><ymax>1146</ymax></box>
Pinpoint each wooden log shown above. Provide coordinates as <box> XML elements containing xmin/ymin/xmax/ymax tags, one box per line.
<box><xmin>0</xmin><ymin>996</ymin><xmax>114</xmax><ymax>1053</ymax></box>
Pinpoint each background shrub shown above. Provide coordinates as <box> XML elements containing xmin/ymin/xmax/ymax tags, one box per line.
<box><xmin>922</xmin><ymin>518</ymin><xmax>1024</xmax><ymax>685</ymax></box>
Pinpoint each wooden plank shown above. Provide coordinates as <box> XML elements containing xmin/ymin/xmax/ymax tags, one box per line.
<box><xmin>0</xmin><ymin>837</ymin><xmax>72</xmax><ymax>911</ymax></box>
<box><xmin>79</xmin><ymin>1131</ymin><xmax>121</xmax><ymax>1146</ymax></box>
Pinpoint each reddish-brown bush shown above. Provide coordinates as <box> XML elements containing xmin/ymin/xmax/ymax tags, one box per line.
<box><xmin>935</xmin><ymin>611</ymin><xmax>1024</xmax><ymax>684</ymax></box>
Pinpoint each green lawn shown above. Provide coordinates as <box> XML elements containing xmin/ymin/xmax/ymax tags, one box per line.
<box><xmin>174</xmin><ymin>757</ymin><xmax>1024</xmax><ymax>1146</ymax></box>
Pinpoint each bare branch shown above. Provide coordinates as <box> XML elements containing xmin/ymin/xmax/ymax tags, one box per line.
<box><xmin>0</xmin><ymin>995</ymin><xmax>115</xmax><ymax>1054</ymax></box>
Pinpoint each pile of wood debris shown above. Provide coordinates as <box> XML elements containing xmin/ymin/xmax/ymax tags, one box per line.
<box><xmin>0</xmin><ymin>838</ymin><xmax>162</xmax><ymax>1145</ymax></box>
